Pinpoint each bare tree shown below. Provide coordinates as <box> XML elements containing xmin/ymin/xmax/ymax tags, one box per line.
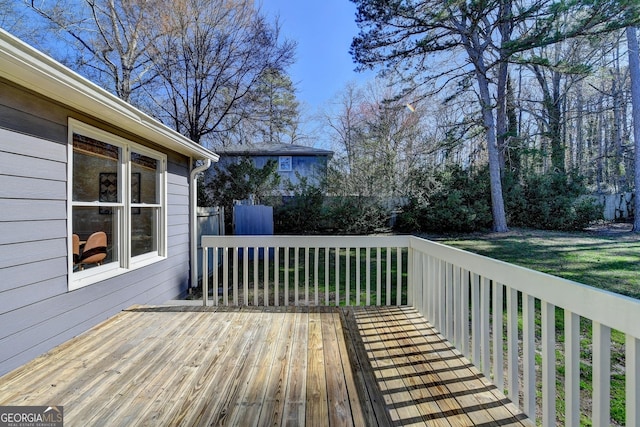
<box><xmin>148</xmin><ymin>0</ymin><xmax>295</xmax><ymax>147</ymax></box>
<box><xmin>27</xmin><ymin>0</ymin><xmax>162</xmax><ymax>103</ymax></box>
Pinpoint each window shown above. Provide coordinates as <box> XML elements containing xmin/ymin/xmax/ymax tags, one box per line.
<box><xmin>69</xmin><ymin>120</ymin><xmax>166</xmax><ymax>290</ymax></box>
<box><xmin>278</xmin><ymin>156</ymin><xmax>292</xmax><ymax>172</ymax></box>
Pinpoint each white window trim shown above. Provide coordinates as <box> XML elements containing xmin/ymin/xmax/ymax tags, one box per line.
<box><xmin>67</xmin><ymin>119</ymin><xmax>167</xmax><ymax>291</ymax></box>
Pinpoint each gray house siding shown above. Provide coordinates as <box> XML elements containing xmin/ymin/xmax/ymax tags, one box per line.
<box><xmin>0</xmin><ymin>79</ymin><xmax>195</xmax><ymax>375</ymax></box>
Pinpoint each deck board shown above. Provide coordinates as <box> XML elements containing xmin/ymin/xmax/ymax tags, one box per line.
<box><xmin>0</xmin><ymin>305</ymin><xmax>532</xmax><ymax>426</ymax></box>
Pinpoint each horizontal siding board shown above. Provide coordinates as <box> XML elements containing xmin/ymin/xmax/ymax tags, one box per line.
<box><xmin>0</xmin><ymin>259</ymin><xmax>178</xmax><ymax>339</ymax></box>
<box><xmin>0</xmin><ymin>220</ymin><xmax>66</xmax><ymax>245</ymax></box>
<box><xmin>0</xmin><ymin>126</ymin><xmax>66</xmax><ymax>161</ymax></box>
<box><xmin>0</xmin><ymin>199</ymin><xmax>66</xmax><ymax>221</ymax></box>
<box><xmin>0</xmin><ymin>81</ymin><xmax>69</xmax><ymax>141</ymax></box>
<box><xmin>167</xmin><ymin>223</ymin><xmax>188</xmax><ymax>237</ymax></box>
<box><xmin>0</xmin><ymin>175</ymin><xmax>66</xmax><ymax>200</ymax></box>
<box><xmin>0</xmin><ymin>151</ymin><xmax>66</xmax><ymax>180</ymax></box>
<box><xmin>168</xmin><ymin>213</ymin><xmax>189</xmax><ymax>228</ymax></box>
<box><xmin>0</xmin><ymin>258</ymin><xmax>67</xmax><ymax>293</ymax></box>
<box><xmin>0</xmin><ymin>239</ymin><xmax>66</xmax><ymax>269</ymax></box>
<box><xmin>0</xmin><ymin>107</ymin><xmax>67</xmax><ymax>146</ymax></box>
<box><xmin>0</xmin><ymin>276</ymin><xmax>67</xmax><ymax>314</ymax></box>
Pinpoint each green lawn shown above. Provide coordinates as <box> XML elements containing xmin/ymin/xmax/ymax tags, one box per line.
<box><xmin>433</xmin><ymin>226</ymin><xmax>640</xmax><ymax>426</ymax></box>
<box><xmin>436</xmin><ymin>227</ymin><xmax>640</xmax><ymax>299</ymax></box>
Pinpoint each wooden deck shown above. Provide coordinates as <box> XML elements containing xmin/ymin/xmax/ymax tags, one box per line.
<box><xmin>0</xmin><ymin>305</ymin><xmax>532</xmax><ymax>426</ymax></box>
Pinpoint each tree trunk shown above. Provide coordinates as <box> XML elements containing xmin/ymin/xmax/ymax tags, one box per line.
<box><xmin>626</xmin><ymin>26</ymin><xmax>640</xmax><ymax>232</ymax></box>
<box><xmin>477</xmin><ymin>68</ymin><xmax>509</xmax><ymax>232</ymax></box>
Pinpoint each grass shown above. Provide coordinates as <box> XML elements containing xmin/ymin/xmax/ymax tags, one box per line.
<box><xmin>437</xmin><ymin>227</ymin><xmax>640</xmax><ymax>299</ymax></box>
<box><xmin>205</xmin><ymin>247</ymin><xmax>409</xmax><ymax>306</ymax></box>
<box><xmin>435</xmin><ymin>226</ymin><xmax>640</xmax><ymax>426</ymax></box>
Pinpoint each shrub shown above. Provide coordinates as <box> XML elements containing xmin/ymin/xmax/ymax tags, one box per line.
<box><xmin>272</xmin><ymin>175</ymin><xmax>325</xmax><ymax>234</ymax></box>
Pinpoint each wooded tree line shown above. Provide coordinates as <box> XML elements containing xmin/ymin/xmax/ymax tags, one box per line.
<box><xmin>3</xmin><ymin>0</ymin><xmax>640</xmax><ymax>232</ymax></box>
<box><xmin>335</xmin><ymin>0</ymin><xmax>640</xmax><ymax>231</ymax></box>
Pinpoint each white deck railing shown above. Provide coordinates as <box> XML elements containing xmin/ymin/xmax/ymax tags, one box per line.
<box><xmin>201</xmin><ymin>234</ymin><xmax>640</xmax><ymax>426</ymax></box>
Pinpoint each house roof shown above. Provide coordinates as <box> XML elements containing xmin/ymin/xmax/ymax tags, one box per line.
<box><xmin>0</xmin><ymin>29</ymin><xmax>218</xmax><ymax>162</ymax></box>
<box><xmin>215</xmin><ymin>143</ymin><xmax>333</xmax><ymax>158</ymax></box>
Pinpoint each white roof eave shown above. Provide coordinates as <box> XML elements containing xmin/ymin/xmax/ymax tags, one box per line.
<box><xmin>0</xmin><ymin>29</ymin><xmax>218</xmax><ymax>162</ymax></box>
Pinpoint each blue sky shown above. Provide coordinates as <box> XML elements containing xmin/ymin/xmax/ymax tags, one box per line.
<box><xmin>261</xmin><ymin>0</ymin><xmax>373</xmax><ymax>112</ymax></box>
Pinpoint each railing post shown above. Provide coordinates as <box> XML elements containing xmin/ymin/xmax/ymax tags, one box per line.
<box><xmin>202</xmin><ymin>245</ymin><xmax>208</xmax><ymax>307</ymax></box>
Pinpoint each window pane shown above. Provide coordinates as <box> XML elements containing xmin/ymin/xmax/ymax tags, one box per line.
<box><xmin>131</xmin><ymin>152</ymin><xmax>158</xmax><ymax>204</ymax></box>
<box><xmin>131</xmin><ymin>207</ymin><xmax>158</xmax><ymax>257</ymax></box>
<box><xmin>73</xmin><ymin>134</ymin><xmax>120</xmax><ymax>203</ymax></box>
<box><xmin>72</xmin><ymin>206</ymin><xmax>118</xmax><ymax>269</ymax></box>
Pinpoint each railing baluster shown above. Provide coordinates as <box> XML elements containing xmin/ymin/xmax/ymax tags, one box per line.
<box><xmin>356</xmin><ymin>248</ymin><xmax>361</xmax><ymax>306</ymax></box>
<box><xmin>346</xmin><ymin>248</ymin><xmax>351</xmax><ymax>306</ymax></box>
<box><xmin>325</xmin><ymin>247</ymin><xmax>330</xmax><ymax>305</ymax></box>
<box><xmin>565</xmin><ymin>310</ymin><xmax>580</xmax><ymax>427</ymax></box>
<box><xmin>335</xmin><ymin>247</ymin><xmax>340</xmax><ymax>306</ymax></box>
<box><xmin>437</xmin><ymin>259</ymin><xmax>445</xmax><ymax>331</ymax></box>
<box><xmin>471</xmin><ymin>273</ymin><xmax>480</xmax><ymax>368</ymax></box>
<box><xmin>461</xmin><ymin>269</ymin><xmax>470</xmax><ymax>356</ymax></box>
<box><xmin>366</xmin><ymin>247</ymin><xmax>371</xmax><ymax>306</ymax></box>
<box><xmin>492</xmin><ymin>281</ymin><xmax>504</xmax><ymax>392</ymax></box>
<box><xmin>253</xmin><ymin>247</ymin><xmax>259</xmax><ymax>306</ymax></box>
<box><xmin>396</xmin><ymin>247</ymin><xmax>402</xmax><ymax>306</ymax></box>
<box><xmin>592</xmin><ymin>321</ymin><xmax>611</xmax><ymax>426</ymax></box>
<box><xmin>376</xmin><ymin>248</ymin><xmax>382</xmax><ymax>306</ymax></box>
<box><xmin>274</xmin><ymin>247</ymin><xmax>279</xmax><ymax>306</ymax></box>
<box><xmin>305</xmin><ymin>248</ymin><xmax>309</xmax><ymax>305</ymax></box>
<box><xmin>507</xmin><ymin>286</ymin><xmax>518</xmax><ymax>403</ymax></box>
<box><xmin>523</xmin><ymin>292</ymin><xmax>536</xmax><ymax>418</ymax></box>
<box><xmin>425</xmin><ymin>254</ymin><xmax>431</xmax><ymax>322</ymax></box>
<box><xmin>446</xmin><ymin>262</ymin><xmax>453</xmax><ymax>338</ymax></box>
<box><xmin>294</xmin><ymin>248</ymin><xmax>299</xmax><ymax>305</ymax></box>
<box><xmin>242</xmin><ymin>247</ymin><xmax>248</xmax><ymax>306</ymax></box>
<box><xmin>212</xmin><ymin>247</ymin><xmax>220</xmax><ymax>305</ymax></box>
<box><xmin>233</xmin><ymin>247</ymin><xmax>239</xmax><ymax>306</ymax></box>
<box><xmin>222</xmin><ymin>247</ymin><xmax>229</xmax><ymax>306</ymax></box>
<box><xmin>264</xmin><ymin>247</ymin><xmax>269</xmax><ymax>307</ymax></box>
<box><xmin>627</xmin><ymin>335</ymin><xmax>640</xmax><ymax>427</ymax></box>
<box><xmin>386</xmin><ymin>247</ymin><xmax>392</xmax><ymax>306</ymax></box>
<box><xmin>314</xmin><ymin>247</ymin><xmax>319</xmax><ymax>306</ymax></box>
<box><xmin>202</xmin><ymin>246</ymin><xmax>209</xmax><ymax>307</ymax></box>
<box><xmin>284</xmin><ymin>247</ymin><xmax>289</xmax><ymax>306</ymax></box>
<box><xmin>541</xmin><ymin>302</ymin><xmax>556</xmax><ymax>427</ymax></box>
<box><xmin>481</xmin><ymin>277</ymin><xmax>490</xmax><ymax>377</ymax></box>
<box><xmin>452</xmin><ymin>265</ymin><xmax>461</xmax><ymax>350</ymax></box>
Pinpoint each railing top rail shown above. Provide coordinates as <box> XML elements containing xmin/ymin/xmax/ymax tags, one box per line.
<box><xmin>202</xmin><ymin>234</ymin><xmax>410</xmax><ymax>249</ymax></box>
<box><xmin>408</xmin><ymin>235</ymin><xmax>640</xmax><ymax>337</ymax></box>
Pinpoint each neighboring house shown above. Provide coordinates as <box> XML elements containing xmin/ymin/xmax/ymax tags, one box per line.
<box><xmin>0</xmin><ymin>30</ymin><xmax>218</xmax><ymax>375</ymax></box>
<box><xmin>213</xmin><ymin>143</ymin><xmax>333</xmax><ymax>195</ymax></box>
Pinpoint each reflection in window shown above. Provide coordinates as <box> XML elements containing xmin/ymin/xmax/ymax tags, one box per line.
<box><xmin>131</xmin><ymin>151</ymin><xmax>160</xmax><ymax>258</ymax></box>
<box><xmin>72</xmin><ymin>134</ymin><xmax>120</xmax><ymax>270</ymax></box>
<box><xmin>70</xmin><ymin>122</ymin><xmax>166</xmax><ymax>283</ymax></box>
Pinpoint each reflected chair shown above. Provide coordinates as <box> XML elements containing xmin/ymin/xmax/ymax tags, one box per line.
<box><xmin>72</xmin><ymin>234</ymin><xmax>81</xmax><ymax>265</ymax></box>
<box><xmin>78</xmin><ymin>231</ymin><xmax>107</xmax><ymax>269</ymax></box>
